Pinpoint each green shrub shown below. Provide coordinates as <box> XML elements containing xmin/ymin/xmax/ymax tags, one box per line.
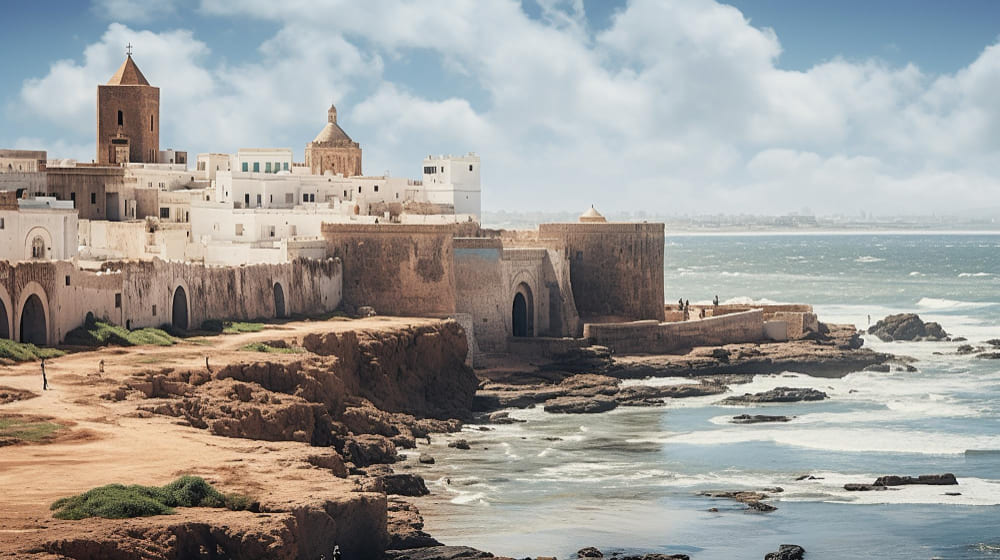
<box><xmin>239</xmin><ymin>342</ymin><xmax>303</xmax><ymax>354</ymax></box>
<box><xmin>64</xmin><ymin>319</ymin><xmax>175</xmax><ymax>348</ymax></box>
<box><xmin>0</xmin><ymin>339</ymin><xmax>65</xmax><ymax>362</ymax></box>
<box><xmin>50</xmin><ymin>476</ymin><xmax>250</xmax><ymax>520</ymax></box>
<box><xmin>223</xmin><ymin>321</ymin><xmax>265</xmax><ymax>334</ymax></box>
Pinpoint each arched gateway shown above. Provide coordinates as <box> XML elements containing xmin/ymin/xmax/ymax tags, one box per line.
<box><xmin>172</xmin><ymin>286</ymin><xmax>189</xmax><ymax>330</ymax></box>
<box><xmin>511</xmin><ymin>282</ymin><xmax>534</xmax><ymax>337</ymax></box>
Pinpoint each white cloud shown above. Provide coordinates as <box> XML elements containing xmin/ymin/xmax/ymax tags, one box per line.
<box><xmin>14</xmin><ymin>1</ymin><xmax>1000</xmax><ymax>215</ymax></box>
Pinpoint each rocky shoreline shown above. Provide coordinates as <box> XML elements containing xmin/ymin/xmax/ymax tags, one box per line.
<box><xmin>0</xmin><ymin>317</ymin><xmax>900</xmax><ymax>560</ymax></box>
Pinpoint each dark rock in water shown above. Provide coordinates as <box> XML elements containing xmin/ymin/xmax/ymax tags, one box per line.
<box><xmin>764</xmin><ymin>544</ymin><xmax>805</xmax><ymax>560</ymax></box>
<box><xmin>386</xmin><ymin>546</ymin><xmax>494</xmax><ymax>560</ymax></box>
<box><xmin>976</xmin><ymin>352</ymin><xmax>1000</xmax><ymax>360</ymax></box>
<box><xmin>418</xmin><ymin>453</ymin><xmax>435</xmax><ymax>464</ymax></box>
<box><xmin>745</xmin><ymin>500</ymin><xmax>777</xmax><ymax>512</ymax></box>
<box><xmin>448</xmin><ymin>439</ymin><xmax>471</xmax><ymax>450</ymax></box>
<box><xmin>864</xmin><ymin>363</ymin><xmax>891</xmax><ymax>372</ymax></box>
<box><xmin>618</xmin><ymin>555</ymin><xmax>690</xmax><ymax>560</ymax></box>
<box><xmin>952</xmin><ymin>337</ymin><xmax>967</xmax><ymax>342</ymax></box>
<box><xmin>844</xmin><ymin>483</ymin><xmax>892</xmax><ymax>491</ymax></box>
<box><xmin>384</xmin><ymin>473</ymin><xmax>430</xmax><ymax>496</ymax></box>
<box><xmin>732</xmin><ymin>414</ymin><xmax>793</xmax><ymax>424</ymax></box>
<box><xmin>868</xmin><ymin>313</ymin><xmax>949</xmax><ymax>341</ymax></box>
<box><xmin>718</xmin><ymin>387</ymin><xmax>827</xmax><ymax>405</ymax></box>
<box><xmin>488</xmin><ymin>411</ymin><xmax>526</xmax><ymax>424</ymax></box>
<box><xmin>763</xmin><ymin>486</ymin><xmax>784</xmax><ymax>493</ymax></box>
<box><xmin>707</xmin><ymin>507</ymin><xmax>719</xmax><ymax>512</ymax></box>
<box><xmin>986</xmin><ymin>338</ymin><xmax>1000</xmax><ymax>347</ymax></box>
<box><xmin>874</xmin><ymin>473</ymin><xmax>958</xmax><ymax>486</ymax></box>
<box><xmin>956</xmin><ymin>345</ymin><xmax>977</xmax><ymax>355</ymax></box>
<box><xmin>578</xmin><ymin>547</ymin><xmax>604</xmax><ymax>558</ymax></box>
<box><xmin>543</xmin><ymin>395</ymin><xmax>618</xmax><ymax>414</ymax></box>
<box><xmin>944</xmin><ymin>492</ymin><xmax>962</xmax><ymax>496</ymax></box>
<box><xmin>795</xmin><ymin>474</ymin><xmax>823</xmax><ymax>481</ymax></box>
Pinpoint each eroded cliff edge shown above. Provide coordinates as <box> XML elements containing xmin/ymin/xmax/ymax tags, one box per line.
<box><xmin>0</xmin><ymin>318</ymin><xmax>476</xmax><ymax>560</ymax></box>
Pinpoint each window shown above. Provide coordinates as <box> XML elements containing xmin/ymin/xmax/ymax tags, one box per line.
<box><xmin>268</xmin><ymin>226</ymin><xmax>275</xmax><ymax>238</ymax></box>
<box><xmin>395</xmin><ymin>193</ymin><xmax>399</xmax><ymax>199</ymax></box>
<box><xmin>256</xmin><ymin>194</ymin><xmax>262</xmax><ymax>207</ymax></box>
<box><xmin>374</xmin><ymin>185</ymin><xmax>379</xmax><ymax>192</ymax></box>
<box><xmin>235</xmin><ymin>224</ymin><xmax>244</xmax><ymax>236</ymax></box>
<box><xmin>198</xmin><ymin>161</ymin><xmax>205</xmax><ymax>171</ymax></box>
<box><xmin>265</xmin><ymin>162</ymin><xmax>272</xmax><ymax>173</ymax></box>
<box><xmin>283</xmin><ymin>162</ymin><xmax>289</xmax><ymax>171</ymax></box>
<box><xmin>469</xmin><ymin>164</ymin><xmax>473</xmax><ymax>171</ymax></box>
<box><xmin>440</xmin><ymin>166</ymin><xmax>444</xmax><ymax>172</ymax></box>
<box><xmin>117</xmin><ymin>110</ymin><xmax>123</xmax><ymax>126</ymax></box>
<box><xmin>273</xmin><ymin>162</ymin><xmax>279</xmax><ymax>173</ymax></box>
<box><xmin>309</xmin><ymin>193</ymin><xmax>315</xmax><ymax>202</ymax></box>
<box><xmin>302</xmin><ymin>193</ymin><xmax>309</xmax><ymax>202</ymax></box>
<box><xmin>150</xmin><ymin>115</ymin><xmax>154</xmax><ymax>131</ymax></box>
<box><xmin>152</xmin><ymin>305</ymin><xmax>157</xmax><ymax>316</ymax></box>
<box><xmin>358</xmin><ymin>186</ymin><xmax>362</xmax><ymax>193</ymax></box>
<box><xmin>253</xmin><ymin>162</ymin><xmax>260</xmax><ymax>172</ymax></box>
<box><xmin>244</xmin><ymin>193</ymin><xmax>250</xmax><ymax>206</ymax></box>
<box><xmin>65</xmin><ymin>275</ymin><xmax>71</xmax><ymax>286</ymax></box>
<box><xmin>423</xmin><ymin>166</ymin><xmax>436</xmax><ymax>174</ymax></box>
<box><xmin>343</xmin><ymin>190</ymin><xmax>347</xmax><ymax>197</ymax></box>
<box><xmin>90</xmin><ymin>193</ymin><xmax>97</xmax><ymax>204</ymax></box>
<box><xmin>242</xmin><ymin>162</ymin><xmax>249</xmax><ymax>172</ymax></box>
<box><xmin>159</xmin><ymin>207</ymin><xmax>170</xmax><ymax>219</ymax></box>
<box><xmin>31</xmin><ymin>237</ymin><xmax>44</xmax><ymax>259</ymax></box>
<box><xmin>285</xmin><ymin>193</ymin><xmax>294</xmax><ymax>204</ymax></box>
<box><xmin>269</xmin><ymin>194</ymin><xmax>273</xmax><ymax>203</ymax></box>
<box><xmin>115</xmin><ymin>293</ymin><xmax>122</xmax><ymax>308</ymax></box>
<box><xmin>0</xmin><ymin>217</ymin><xmax>4</xmax><ymax>229</ymax></box>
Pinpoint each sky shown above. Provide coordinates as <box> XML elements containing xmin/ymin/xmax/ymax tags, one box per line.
<box><xmin>2</xmin><ymin>0</ymin><xmax>1000</xmax><ymax>217</ymax></box>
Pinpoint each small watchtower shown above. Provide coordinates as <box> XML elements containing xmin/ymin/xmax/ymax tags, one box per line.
<box><xmin>96</xmin><ymin>45</ymin><xmax>160</xmax><ymax>165</ymax></box>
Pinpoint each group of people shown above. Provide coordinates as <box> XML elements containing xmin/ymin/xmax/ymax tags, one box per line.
<box><xmin>676</xmin><ymin>295</ymin><xmax>721</xmax><ymax>321</ymax></box>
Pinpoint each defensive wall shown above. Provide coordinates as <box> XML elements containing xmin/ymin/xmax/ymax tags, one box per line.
<box><xmin>0</xmin><ymin>258</ymin><xmax>342</xmax><ymax>346</ymax></box>
<box><xmin>321</xmin><ymin>223</ymin><xmax>456</xmax><ymax>316</ymax></box>
<box><xmin>583</xmin><ymin>309</ymin><xmax>767</xmax><ymax>354</ymax></box>
<box><xmin>537</xmin><ymin>222</ymin><xmax>664</xmax><ymax>322</ymax></box>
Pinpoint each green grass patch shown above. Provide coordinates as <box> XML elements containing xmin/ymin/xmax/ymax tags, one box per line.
<box><xmin>64</xmin><ymin>315</ymin><xmax>175</xmax><ymax>348</ymax></box>
<box><xmin>223</xmin><ymin>321</ymin><xmax>265</xmax><ymax>334</ymax></box>
<box><xmin>239</xmin><ymin>342</ymin><xmax>304</xmax><ymax>354</ymax></box>
<box><xmin>0</xmin><ymin>339</ymin><xmax>65</xmax><ymax>362</ymax></box>
<box><xmin>50</xmin><ymin>475</ymin><xmax>251</xmax><ymax>520</ymax></box>
<box><xmin>0</xmin><ymin>417</ymin><xmax>62</xmax><ymax>443</ymax></box>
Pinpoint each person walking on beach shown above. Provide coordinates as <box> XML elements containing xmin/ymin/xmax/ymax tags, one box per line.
<box><xmin>41</xmin><ymin>358</ymin><xmax>48</xmax><ymax>391</ymax></box>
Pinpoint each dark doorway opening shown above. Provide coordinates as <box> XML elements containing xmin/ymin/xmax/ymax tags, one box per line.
<box><xmin>0</xmin><ymin>298</ymin><xmax>10</xmax><ymax>340</ymax></box>
<box><xmin>172</xmin><ymin>287</ymin><xmax>189</xmax><ymax>330</ymax></box>
<box><xmin>512</xmin><ymin>284</ymin><xmax>534</xmax><ymax>338</ymax></box>
<box><xmin>20</xmin><ymin>294</ymin><xmax>47</xmax><ymax>345</ymax></box>
<box><xmin>274</xmin><ymin>283</ymin><xmax>286</xmax><ymax>318</ymax></box>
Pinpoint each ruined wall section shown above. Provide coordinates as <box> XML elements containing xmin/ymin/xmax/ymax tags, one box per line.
<box><xmin>539</xmin><ymin>222</ymin><xmax>665</xmax><ymax>322</ymax></box>
<box><xmin>322</xmin><ymin>224</ymin><xmax>455</xmax><ymax>316</ymax></box>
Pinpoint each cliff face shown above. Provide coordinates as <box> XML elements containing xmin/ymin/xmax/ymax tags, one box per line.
<box><xmin>6</xmin><ymin>319</ymin><xmax>475</xmax><ymax>560</ymax></box>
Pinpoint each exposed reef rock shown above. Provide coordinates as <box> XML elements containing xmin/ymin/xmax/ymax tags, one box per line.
<box><xmin>543</xmin><ymin>394</ymin><xmax>618</xmax><ymax>414</ymax></box>
<box><xmin>385</xmin><ymin>545</ymin><xmax>495</xmax><ymax>560</ymax></box>
<box><xmin>868</xmin><ymin>313</ymin><xmax>949</xmax><ymax>342</ymax></box>
<box><xmin>764</xmin><ymin>544</ymin><xmax>806</xmax><ymax>560</ymax></box>
<box><xmin>698</xmin><ymin>490</ymin><xmax>779</xmax><ymax>512</ymax></box>
<box><xmin>731</xmin><ymin>414</ymin><xmax>793</xmax><ymax>424</ymax></box>
<box><xmin>718</xmin><ymin>387</ymin><xmax>827</xmax><ymax>406</ymax></box>
<box><xmin>845</xmin><ymin>473</ymin><xmax>957</xmax><ymax>491</ymax></box>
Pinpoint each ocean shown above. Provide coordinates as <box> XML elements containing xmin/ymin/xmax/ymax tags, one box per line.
<box><xmin>408</xmin><ymin>233</ymin><xmax>1000</xmax><ymax>559</ymax></box>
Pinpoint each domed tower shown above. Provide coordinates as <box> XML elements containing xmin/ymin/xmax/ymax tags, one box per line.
<box><xmin>97</xmin><ymin>51</ymin><xmax>159</xmax><ymax>165</ymax></box>
<box><xmin>305</xmin><ymin>103</ymin><xmax>362</xmax><ymax>177</ymax></box>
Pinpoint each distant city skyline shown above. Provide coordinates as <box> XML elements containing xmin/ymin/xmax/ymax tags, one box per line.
<box><xmin>2</xmin><ymin>0</ymin><xmax>1000</xmax><ymax>216</ymax></box>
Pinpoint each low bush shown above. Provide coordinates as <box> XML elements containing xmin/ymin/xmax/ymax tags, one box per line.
<box><xmin>64</xmin><ymin>318</ymin><xmax>175</xmax><ymax>348</ymax></box>
<box><xmin>0</xmin><ymin>339</ymin><xmax>65</xmax><ymax>362</ymax></box>
<box><xmin>239</xmin><ymin>342</ymin><xmax>303</xmax><ymax>354</ymax></box>
<box><xmin>50</xmin><ymin>475</ymin><xmax>250</xmax><ymax>520</ymax></box>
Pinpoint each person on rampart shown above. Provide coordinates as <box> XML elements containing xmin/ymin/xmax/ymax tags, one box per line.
<box><xmin>678</xmin><ymin>298</ymin><xmax>684</xmax><ymax>311</ymax></box>
<box><xmin>713</xmin><ymin>295</ymin><xmax>720</xmax><ymax>307</ymax></box>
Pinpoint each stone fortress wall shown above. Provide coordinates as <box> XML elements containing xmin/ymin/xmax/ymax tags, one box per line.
<box><xmin>584</xmin><ymin>309</ymin><xmax>768</xmax><ymax>354</ymax></box>
<box><xmin>0</xmin><ymin>258</ymin><xmax>342</xmax><ymax>346</ymax></box>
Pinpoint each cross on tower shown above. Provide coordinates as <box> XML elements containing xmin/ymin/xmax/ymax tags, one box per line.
<box><xmin>126</xmin><ymin>43</ymin><xmax>133</xmax><ymax>57</ymax></box>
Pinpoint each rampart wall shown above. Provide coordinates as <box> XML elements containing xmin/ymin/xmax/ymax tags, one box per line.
<box><xmin>583</xmin><ymin>309</ymin><xmax>765</xmax><ymax>354</ymax></box>
<box><xmin>322</xmin><ymin>223</ymin><xmax>455</xmax><ymax>316</ymax></box>
<box><xmin>539</xmin><ymin>222</ymin><xmax>664</xmax><ymax>322</ymax></box>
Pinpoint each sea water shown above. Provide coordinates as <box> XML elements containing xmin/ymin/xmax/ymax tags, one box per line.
<box><xmin>409</xmin><ymin>233</ymin><xmax>1000</xmax><ymax>559</ymax></box>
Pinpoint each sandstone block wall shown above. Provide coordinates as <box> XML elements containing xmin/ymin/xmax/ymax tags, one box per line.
<box><xmin>538</xmin><ymin>222</ymin><xmax>664</xmax><ymax>322</ymax></box>
<box><xmin>322</xmin><ymin>223</ymin><xmax>456</xmax><ymax>316</ymax></box>
<box><xmin>583</xmin><ymin>309</ymin><xmax>764</xmax><ymax>354</ymax></box>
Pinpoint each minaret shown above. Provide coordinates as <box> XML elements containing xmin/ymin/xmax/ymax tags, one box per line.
<box><xmin>96</xmin><ymin>46</ymin><xmax>160</xmax><ymax>165</ymax></box>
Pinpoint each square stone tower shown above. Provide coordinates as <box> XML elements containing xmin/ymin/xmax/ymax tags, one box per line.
<box><xmin>97</xmin><ymin>54</ymin><xmax>159</xmax><ymax>165</ymax></box>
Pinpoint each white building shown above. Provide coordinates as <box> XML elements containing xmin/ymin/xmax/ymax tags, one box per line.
<box><xmin>422</xmin><ymin>153</ymin><xmax>481</xmax><ymax>219</ymax></box>
<box><xmin>195</xmin><ymin>153</ymin><xmax>232</xmax><ymax>182</ymax></box>
<box><xmin>235</xmin><ymin>148</ymin><xmax>293</xmax><ymax>175</ymax></box>
<box><xmin>157</xmin><ymin>149</ymin><xmax>188</xmax><ymax>165</ymax></box>
<box><xmin>126</xmin><ymin>162</ymin><xmax>207</xmax><ymax>191</ymax></box>
<box><xmin>0</xmin><ymin>192</ymin><xmax>77</xmax><ymax>261</ymax></box>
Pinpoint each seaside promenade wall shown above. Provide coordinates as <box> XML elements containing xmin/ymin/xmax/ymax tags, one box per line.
<box><xmin>322</xmin><ymin>223</ymin><xmax>456</xmax><ymax>316</ymax></box>
<box><xmin>538</xmin><ymin>222</ymin><xmax>664</xmax><ymax>322</ymax></box>
<box><xmin>0</xmin><ymin>258</ymin><xmax>342</xmax><ymax>345</ymax></box>
<box><xmin>583</xmin><ymin>309</ymin><xmax>765</xmax><ymax>354</ymax></box>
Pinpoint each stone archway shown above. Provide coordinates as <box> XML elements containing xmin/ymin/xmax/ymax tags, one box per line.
<box><xmin>273</xmin><ymin>282</ymin><xmax>286</xmax><ymax>318</ymax></box>
<box><xmin>512</xmin><ymin>282</ymin><xmax>534</xmax><ymax>337</ymax></box>
<box><xmin>19</xmin><ymin>294</ymin><xmax>47</xmax><ymax>345</ymax></box>
<box><xmin>171</xmin><ymin>286</ymin><xmax>189</xmax><ymax>330</ymax></box>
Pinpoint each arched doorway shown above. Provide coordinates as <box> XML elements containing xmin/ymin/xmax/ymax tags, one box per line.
<box><xmin>512</xmin><ymin>283</ymin><xmax>534</xmax><ymax>337</ymax></box>
<box><xmin>0</xmin><ymin>298</ymin><xmax>9</xmax><ymax>340</ymax></box>
<box><xmin>273</xmin><ymin>283</ymin><xmax>286</xmax><ymax>318</ymax></box>
<box><xmin>171</xmin><ymin>286</ymin><xmax>189</xmax><ymax>330</ymax></box>
<box><xmin>20</xmin><ymin>294</ymin><xmax>47</xmax><ymax>345</ymax></box>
